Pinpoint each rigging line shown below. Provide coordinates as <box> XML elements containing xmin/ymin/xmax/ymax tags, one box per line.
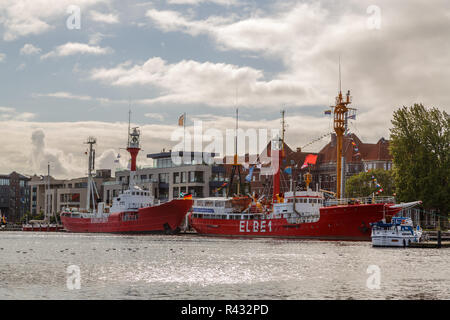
<box><xmin>301</xmin><ymin>132</ymin><xmax>333</xmax><ymax>149</ymax></box>
<box><xmin>348</xmin><ymin>119</ymin><xmax>365</xmax><ymax>141</ymax></box>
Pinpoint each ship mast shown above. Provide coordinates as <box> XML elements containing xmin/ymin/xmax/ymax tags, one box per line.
<box><xmin>127</xmin><ymin>111</ymin><xmax>141</xmax><ymax>189</ymax></box>
<box><xmin>227</xmin><ymin>108</ymin><xmax>243</xmax><ymax>197</ymax></box>
<box><xmin>332</xmin><ymin>60</ymin><xmax>352</xmax><ymax>199</ymax></box>
<box><xmin>46</xmin><ymin>162</ymin><xmax>50</xmax><ymax>223</ymax></box>
<box><xmin>272</xmin><ymin>110</ymin><xmax>285</xmax><ymax>201</ymax></box>
<box><xmin>85</xmin><ymin>137</ymin><xmax>97</xmax><ymax>212</ymax></box>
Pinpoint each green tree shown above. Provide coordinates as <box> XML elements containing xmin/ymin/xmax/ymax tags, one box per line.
<box><xmin>389</xmin><ymin>104</ymin><xmax>449</xmax><ymax>217</ymax></box>
<box><xmin>345</xmin><ymin>169</ymin><xmax>395</xmax><ymax>198</ymax></box>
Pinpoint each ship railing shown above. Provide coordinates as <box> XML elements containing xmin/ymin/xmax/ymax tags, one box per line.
<box><xmin>325</xmin><ymin>196</ymin><xmax>396</xmax><ymax>206</ymax></box>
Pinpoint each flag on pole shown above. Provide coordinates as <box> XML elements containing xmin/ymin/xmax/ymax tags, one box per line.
<box><xmin>324</xmin><ymin>110</ymin><xmax>332</xmax><ymax>115</ymax></box>
<box><xmin>178</xmin><ymin>114</ymin><xmax>185</xmax><ymax>126</ymax></box>
<box><xmin>301</xmin><ymin>154</ymin><xmax>318</xmax><ymax>169</ymax></box>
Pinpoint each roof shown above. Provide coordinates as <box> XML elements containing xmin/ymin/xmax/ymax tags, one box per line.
<box><xmin>0</xmin><ymin>172</ymin><xmax>31</xmax><ymax>180</ymax></box>
<box><xmin>318</xmin><ymin>134</ymin><xmax>392</xmax><ymax>162</ymax></box>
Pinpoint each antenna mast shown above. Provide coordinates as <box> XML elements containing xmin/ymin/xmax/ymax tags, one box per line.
<box><xmin>85</xmin><ymin>137</ymin><xmax>97</xmax><ymax>212</ymax></box>
<box><xmin>227</xmin><ymin>107</ymin><xmax>244</xmax><ymax>197</ymax></box>
<box><xmin>332</xmin><ymin>57</ymin><xmax>354</xmax><ymax>199</ymax></box>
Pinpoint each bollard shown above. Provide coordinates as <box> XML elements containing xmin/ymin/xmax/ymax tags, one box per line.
<box><xmin>437</xmin><ymin>217</ymin><xmax>441</xmax><ymax>249</ymax></box>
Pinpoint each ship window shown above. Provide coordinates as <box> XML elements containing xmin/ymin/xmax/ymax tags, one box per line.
<box><xmin>205</xmin><ymin>201</ymin><xmax>214</xmax><ymax>207</ymax></box>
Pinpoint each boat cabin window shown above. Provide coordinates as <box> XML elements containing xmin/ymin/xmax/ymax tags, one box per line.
<box><xmin>205</xmin><ymin>201</ymin><xmax>214</xmax><ymax>207</ymax></box>
<box><xmin>215</xmin><ymin>201</ymin><xmax>224</xmax><ymax>207</ymax></box>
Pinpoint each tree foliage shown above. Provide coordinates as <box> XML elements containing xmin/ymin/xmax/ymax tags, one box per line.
<box><xmin>345</xmin><ymin>169</ymin><xmax>395</xmax><ymax>198</ymax></box>
<box><xmin>389</xmin><ymin>104</ymin><xmax>449</xmax><ymax>216</ymax></box>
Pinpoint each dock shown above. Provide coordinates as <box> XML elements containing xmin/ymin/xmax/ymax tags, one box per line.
<box><xmin>0</xmin><ymin>225</ymin><xmax>22</xmax><ymax>231</ymax></box>
<box><xmin>410</xmin><ymin>241</ymin><xmax>450</xmax><ymax>248</ymax></box>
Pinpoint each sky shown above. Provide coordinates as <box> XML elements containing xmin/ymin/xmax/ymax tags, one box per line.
<box><xmin>0</xmin><ymin>0</ymin><xmax>449</xmax><ymax>178</ymax></box>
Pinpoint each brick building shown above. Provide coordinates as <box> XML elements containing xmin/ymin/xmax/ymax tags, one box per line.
<box><xmin>224</xmin><ymin>134</ymin><xmax>393</xmax><ymax>198</ymax></box>
<box><xmin>0</xmin><ymin>172</ymin><xmax>30</xmax><ymax>223</ymax></box>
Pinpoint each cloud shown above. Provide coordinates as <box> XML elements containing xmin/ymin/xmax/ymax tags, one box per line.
<box><xmin>90</xmin><ymin>57</ymin><xmax>317</xmax><ymax>107</ymax></box>
<box><xmin>167</xmin><ymin>0</ymin><xmax>238</xmax><ymax>6</ymax></box>
<box><xmin>41</xmin><ymin>42</ymin><xmax>113</xmax><ymax>59</ymax></box>
<box><xmin>20</xmin><ymin>44</ymin><xmax>42</xmax><ymax>55</ymax></box>
<box><xmin>97</xmin><ymin>149</ymin><xmax>121</xmax><ymax>172</ymax></box>
<box><xmin>32</xmin><ymin>92</ymin><xmax>129</xmax><ymax>105</ymax></box>
<box><xmin>30</xmin><ymin>129</ymin><xmax>78</xmax><ymax>177</ymax></box>
<box><xmin>0</xmin><ymin>0</ymin><xmax>110</xmax><ymax>41</ymax></box>
<box><xmin>143</xmin><ymin>1</ymin><xmax>450</xmax><ymax>131</ymax></box>
<box><xmin>0</xmin><ymin>53</ymin><xmax>5</xmax><ymax>62</ymax></box>
<box><xmin>145</xmin><ymin>113</ymin><xmax>165</xmax><ymax>121</ymax></box>
<box><xmin>33</xmin><ymin>92</ymin><xmax>93</xmax><ymax>101</ymax></box>
<box><xmin>88</xmin><ymin>32</ymin><xmax>110</xmax><ymax>45</ymax></box>
<box><xmin>0</xmin><ymin>106</ymin><xmax>35</xmax><ymax>121</ymax></box>
<box><xmin>0</xmin><ymin>120</ymin><xmax>176</xmax><ymax>178</ymax></box>
<box><xmin>0</xmin><ymin>108</ymin><xmax>399</xmax><ymax>179</ymax></box>
<box><xmin>89</xmin><ymin>10</ymin><xmax>119</xmax><ymax>24</ymax></box>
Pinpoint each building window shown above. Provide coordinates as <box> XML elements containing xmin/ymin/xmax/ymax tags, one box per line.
<box><xmin>189</xmin><ymin>171</ymin><xmax>204</xmax><ymax>183</ymax></box>
<box><xmin>159</xmin><ymin>173</ymin><xmax>169</xmax><ymax>183</ymax></box>
<box><xmin>156</xmin><ymin>158</ymin><xmax>173</xmax><ymax>168</ymax></box>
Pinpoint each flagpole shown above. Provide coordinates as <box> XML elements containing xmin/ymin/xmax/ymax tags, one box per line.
<box><xmin>183</xmin><ymin>112</ymin><xmax>186</xmax><ymax>153</ymax></box>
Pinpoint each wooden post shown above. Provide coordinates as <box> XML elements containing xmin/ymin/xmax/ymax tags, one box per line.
<box><xmin>437</xmin><ymin>216</ymin><xmax>442</xmax><ymax>249</ymax></box>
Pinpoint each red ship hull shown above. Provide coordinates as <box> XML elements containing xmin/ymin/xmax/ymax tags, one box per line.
<box><xmin>190</xmin><ymin>203</ymin><xmax>402</xmax><ymax>241</ymax></box>
<box><xmin>61</xmin><ymin>199</ymin><xmax>193</xmax><ymax>234</ymax></box>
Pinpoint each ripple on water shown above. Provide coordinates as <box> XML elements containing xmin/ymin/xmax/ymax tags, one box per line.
<box><xmin>0</xmin><ymin>231</ymin><xmax>448</xmax><ymax>299</ymax></box>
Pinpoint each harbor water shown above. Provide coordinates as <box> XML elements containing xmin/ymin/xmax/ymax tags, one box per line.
<box><xmin>0</xmin><ymin>232</ymin><xmax>448</xmax><ymax>300</ymax></box>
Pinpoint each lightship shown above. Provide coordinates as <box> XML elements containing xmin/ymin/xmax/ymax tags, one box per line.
<box><xmin>189</xmin><ymin>89</ymin><xmax>419</xmax><ymax>240</ymax></box>
<box><xmin>60</xmin><ymin>118</ymin><xmax>193</xmax><ymax>234</ymax></box>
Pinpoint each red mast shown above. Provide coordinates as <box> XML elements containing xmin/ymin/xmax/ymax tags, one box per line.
<box><xmin>126</xmin><ymin>110</ymin><xmax>140</xmax><ymax>187</ymax></box>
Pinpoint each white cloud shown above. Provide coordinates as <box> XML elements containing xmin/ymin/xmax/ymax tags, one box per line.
<box><xmin>41</xmin><ymin>42</ymin><xmax>113</xmax><ymax>59</ymax></box>
<box><xmin>0</xmin><ymin>53</ymin><xmax>5</xmax><ymax>62</ymax></box>
<box><xmin>0</xmin><ymin>0</ymin><xmax>110</xmax><ymax>41</ymax></box>
<box><xmin>90</xmin><ymin>57</ymin><xmax>318</xmax><ymax>107</ymax></box>
<box><xmin>0</xmin><ymin>120</ymin><xmax>175</xmax><ymax>178</ymax></box>
<box><xmin>88</xmin><ymin>32</ymin><xmax>107</xmax><ymax>45</ymax></box>
<box><xmin>32</xmin><ymin>92</ymin><xmax>129</xmax><ymax>105</ymax></box>
<box><xmin>143</xmin><ymin>1</ymin><xmax>450</xmax><ymax>131</ymax></box>
<box><xmin>20</xmin><ymin>44</ymin><xmax>42</xmax><ymax>55</ymax></box>
<box><xmin>33</xmin><ymin>92</ymin><xmax>93</xmax><ymax>101</ymax></box>
<box><xmin>145</xmin><ymin>113</ymin><xmax>165</xmax><ymax>121</ymax></box>
<box><xmin>89</xmin><ymin>10</ymin><xmax>119</xmax><ymax>24</ymax></box>
<box><xmin>167</xmin><ymin>0</ymin><xmax>237</xmax><ymax>5</ymax></box>
<box><xmin>0</xmin><ymin>106</ymin><xmax>35</xmax><ymax>121</ymax></box>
